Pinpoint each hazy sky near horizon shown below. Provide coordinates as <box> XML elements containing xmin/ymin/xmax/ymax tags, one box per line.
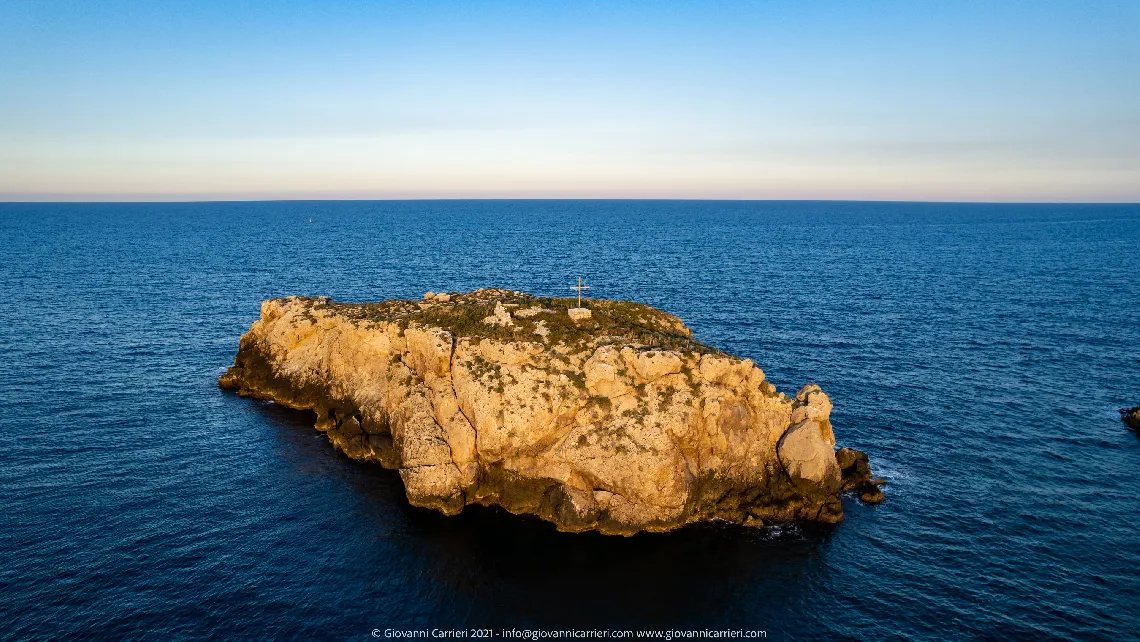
<box><xmin>2</xmin><ymin>1</ymin><xmax>1138</xmax><ymax>202</ymax></box>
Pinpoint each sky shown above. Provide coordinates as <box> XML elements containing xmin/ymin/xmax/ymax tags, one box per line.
<box><xmin>1</xmin><ymin>0</ymin><xmax>1138</xmax><ymax>202</ymax></box>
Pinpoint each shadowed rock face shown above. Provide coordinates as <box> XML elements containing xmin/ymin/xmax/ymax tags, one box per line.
<box><xmin>220</xmin><ymin>289</ymin><xmax>877</xmax><ymax>535</ymax></box>
<box><xmin>1122</xmin><ymin>407</ymin><xmax>1140</xmax><ymax>432</ymax></box>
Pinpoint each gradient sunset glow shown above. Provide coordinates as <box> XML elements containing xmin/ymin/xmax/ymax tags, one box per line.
<box><xmin>2</xmin><ymin>1</ymin><xmax>1138</xmax><ymax>202</ymax></box>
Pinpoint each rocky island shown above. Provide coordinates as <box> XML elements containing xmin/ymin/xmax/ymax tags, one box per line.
<box><xmin>220</xmin><ymin>289</ymin><xmax>881</xmax><ymax>535</ymax></box>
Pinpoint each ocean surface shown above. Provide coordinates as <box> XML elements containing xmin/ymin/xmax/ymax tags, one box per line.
<box><xmin>1</xmin><ymin>200</ymin><xmax>1138</xmax><ymax>640</ymax></box>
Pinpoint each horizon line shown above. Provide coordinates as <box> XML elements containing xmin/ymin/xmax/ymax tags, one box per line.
<box><xmin>2</xmin><ymin>197</ymin><xmax>1139</xmax><ymax>206</ymax></box>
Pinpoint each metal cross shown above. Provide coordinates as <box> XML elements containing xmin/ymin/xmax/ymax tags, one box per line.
<box><xmin>570</xmin><ymin>276</ymin><xmax>590</xmax><ymax>308</ymax></box>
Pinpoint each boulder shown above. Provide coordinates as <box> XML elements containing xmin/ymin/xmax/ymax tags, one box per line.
<box><xmin>1120</xmin><ymin>406</ymin><xmax>1140</xmax><ymax>432</ymax></box>
<box><xmin>835</xmin><ymin>447</ymin><xmax>886</xmax><ymax>504</ymax></box>
<box><xmin>836</xmin><ymin>447</ymin><xmax>872</xmax><ymax>490</ymax></box>
<box><xmin>859</xmin><ymin>486</ymin><xmax>886</xmax><ymax>504</ymax></box>
<box><xmin>778</xmin><ymin>386</ymin><xmax>841</xmax><ymax>495</ymax></box>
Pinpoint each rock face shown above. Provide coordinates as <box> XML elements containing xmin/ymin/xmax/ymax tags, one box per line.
<box><xmin>1122</xmin><ymin>406</ymin><xmax>1140</xmax><ymax>432</ymax></box>
<box><xmin>836</xmin><ymin>447</ymin><xmax>884</xmax><ymax>504</ymax></box>
<box><xmin>220</xmin><ymin>289</ymin><xmax>879</xmax><ymax>535</ymax></box>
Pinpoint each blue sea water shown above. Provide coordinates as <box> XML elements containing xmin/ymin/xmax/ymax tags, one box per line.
<box><xmin>1</xmin><ymin>200</ymin><xmax>1138</xmax><ymax>640</ymax></box>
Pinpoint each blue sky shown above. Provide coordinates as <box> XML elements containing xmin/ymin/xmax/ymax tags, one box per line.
<box><xmin>1</xmin><ymin>0</ymin><xmax>1138</xmax><ymax>201</ymax></box>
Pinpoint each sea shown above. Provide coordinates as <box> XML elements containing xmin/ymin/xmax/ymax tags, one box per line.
<box><xmin>1</xmin><ymin>200</ymin><xmax>1138</xmax><ymax>640</ymax></box>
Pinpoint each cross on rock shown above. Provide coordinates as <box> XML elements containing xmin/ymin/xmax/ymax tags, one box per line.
<box><xmin>570</xmin><ymin>276</ymin><xmax>590</xmax><ymax>309</ymax></box>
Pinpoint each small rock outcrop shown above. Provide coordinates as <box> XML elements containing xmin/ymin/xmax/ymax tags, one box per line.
<box><xmin>567</xmin><ymin>308</ymin><xmax>592</xmax><ymax>322</ymax></box>
<box><xmin>220</xmin><ymin>289</ymin><xmax>880</xmax><ymax>534</ymax></box>
<box><xmin>837</xmin><ymin>447</ymin><xmax>884</xmax><ymax>504</ymax></box>
<box><xmin>1122</xmin><ymin>406</ymin><xmax>1140</xmax><ymax>432</ymax></box>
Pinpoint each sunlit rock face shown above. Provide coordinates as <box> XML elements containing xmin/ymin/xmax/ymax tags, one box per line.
<box><xmin>220</xmin><ymin>289</ymin><xmax>874</xmax><ymax>535</ymax></box>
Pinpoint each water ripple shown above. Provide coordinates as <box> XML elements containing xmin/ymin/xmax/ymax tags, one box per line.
<box><xmin>1</xmin><ymin>201</ymin><xmax>1138</xmax><ymax>638</ymax></box>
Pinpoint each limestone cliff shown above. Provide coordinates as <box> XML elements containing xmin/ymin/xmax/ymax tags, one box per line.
<box><xmin>220</xmin><ymin>288</ymin><xmax>878</xmax><ymax>534</ymax></box>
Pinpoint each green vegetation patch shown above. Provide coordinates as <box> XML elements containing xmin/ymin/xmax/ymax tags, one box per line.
<box><xmin>295</xmin><ymin>288</ymin><xmax>724</xmax><ymax>355</ymax></box>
